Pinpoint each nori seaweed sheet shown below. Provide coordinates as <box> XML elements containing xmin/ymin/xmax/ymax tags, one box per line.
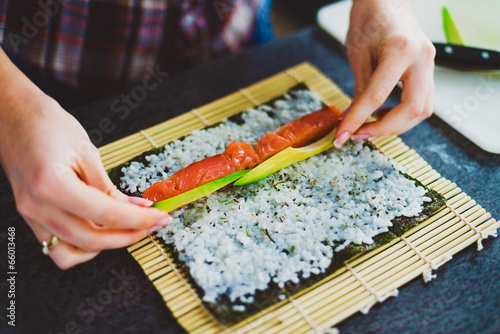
<box><xmin>108</xmin><ymin>85</ymin><xmax>446</xmax><ymax>324</ymax></box>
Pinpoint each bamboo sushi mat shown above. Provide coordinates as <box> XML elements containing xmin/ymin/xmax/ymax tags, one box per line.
<box><xmin>99</xmin><ymin>62</ymin><xmax>499</xmax><ymax>334</ymax></box>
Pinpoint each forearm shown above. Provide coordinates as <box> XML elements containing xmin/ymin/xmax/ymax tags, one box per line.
<box><xmin>0</xmin><ymin>48</ymin><xmax>43</xmax><ymax>107</ymax></box>
<box><xmin>0</xmin><ymin>47</ymin><xmax>55</xmax><ymax>166</ymax></box>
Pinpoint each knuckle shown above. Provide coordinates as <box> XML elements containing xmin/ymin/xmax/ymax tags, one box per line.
<box><xmin>387</xmin><ymin>34</ymin><xmax>410</xmax><ymax>52</ymax></box>
<box><xmin>88</xmin><ymin>146</ymin><xmax>103</xmax><ymax>162</ymax></box>
<box><xmin>30</xmin><ymin>168</ymin><xmax>56</xmax><ymax>202</ymax></box>
<box><xmin>421</xmin><ymin>107</ymin><xmax>433</xmax><ymax>119</ymax></box>
<box><xmin>15</xmin><ymin>196</ymin><xmax>32</xmax><ymax>217</ymax></box>
<box><xmin>408</xmin><ymin>104</ymin><xmax>423</xmax><ymax>119</ymax></box>
<box><xmin>30</xmin><ymin>182</ymin><xmax>54</xmax><ymax>203</ymax></box>
<box><xmin>421</xmin><ymin>42</ymin><xmax>436</xmax><ymax>61</ymax></box>
<box><xmin>368</xmin><ymin>88</ymin><xmax>389</xmax><ymax>107</ymax></box>
<box><xmin>346</xmin><ymin>45</ymin><xmax>362</xmax><ymax>62</ymax></box>
<box><xmin>107</xmin><ymin>184</ymin><xmax>121</xmax><ymax>199</ymax></box>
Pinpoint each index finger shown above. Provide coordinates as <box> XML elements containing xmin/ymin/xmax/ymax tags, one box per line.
<box><xmin>335</xmin><ymin>54</ymin><xmax>407</xmax><ymax>147</ymax></box>
<box><xmin>52</xmin><ymin>175</ymin><xmax>171</xmax><ymax>229</ymax></box>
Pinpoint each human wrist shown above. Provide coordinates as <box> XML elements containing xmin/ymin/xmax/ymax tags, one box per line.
<box><xmin>0</xmin><ymin>48</ymin><xmax>51</xmax><ymax>114</ymax></box>
<box><xmin>0</xmin><ymin>57</ymin><xmax>54</xmax><ymax>167</ymax></box>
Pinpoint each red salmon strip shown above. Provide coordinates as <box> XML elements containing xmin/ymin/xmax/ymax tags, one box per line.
<box><xmin>142</xmin><ymin>106</ymin><xmax>341</xmax><ymax>203</ymax></box>
<box><xmin>142</xmin><ymin>141</ymin><xmax>258</xmax><ymax>203</ymax></box>
<box><xmin>255</xmin><ymin>106</ymin><xmax>341</xmax><ymax>162</ymax></box>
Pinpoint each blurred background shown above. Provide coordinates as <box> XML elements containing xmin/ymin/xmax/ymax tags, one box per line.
<box><xmin>271</xmin><ymin>0</ymin><xmax>335</xmax><ymax>37</ymax></box>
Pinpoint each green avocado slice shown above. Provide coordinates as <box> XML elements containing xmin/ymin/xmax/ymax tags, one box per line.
<box><xmin>234</xmin><ymin>128</ymin><xmax>337</xmax><ymax>186</ymax></box>
<box><xmin>153</xmin><ymin>169</ymin><xmax>251</xmax><ymax>212</ymax></box>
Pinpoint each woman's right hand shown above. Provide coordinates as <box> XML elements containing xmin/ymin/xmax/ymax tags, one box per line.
<box><xmin>335</xmin><ymin>0</ymin><xmax>435</xmax><ymax>146</ymax></box>
<box><xmin>0</xmin><ymin>49</ymin><xmax>171</xmax><ymax>269</ymax></box>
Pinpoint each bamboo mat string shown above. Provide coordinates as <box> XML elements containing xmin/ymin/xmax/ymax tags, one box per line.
<box><xmin>401</xmin><ymin>236</ymin><xmax>453</xmax><ymax>282</ymax></box>
<box><xmin>446</xmin><ymin>203</ymin><xmax>498</xmax><ymax>251</ymax></box>
<box><xmin>345</xmin><ymin>263</ymin><xmax>399</xmax><ymax>314</ymax></box>
<box><xmin>286</xmin><ymin>70</ymin><xmax>301</xmax><ymax>83</ymax></box>
<box><xmin>140</xmin><ymin>130</ymin><xmax>159</xmax><ymax>148</ymax></box>
<box><xmin>239</xmin><ymin>89</ymin><xmax>260</xmax><ymax>106</ymax></box>
<box><xmin>191</xmin><ymin>109</ymin><xmax>211</xmax><ymax>126</ymax></box>
<box><xmin>288</xmin><ymin>297</ymin><xmax>339</xmax><ymax>334</ymax></box>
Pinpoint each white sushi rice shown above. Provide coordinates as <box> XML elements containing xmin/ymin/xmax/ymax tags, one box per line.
<box><xmin>119</xmin><ymin>90</ymin><xmax>431</xmax><ymax>310</ymax></box>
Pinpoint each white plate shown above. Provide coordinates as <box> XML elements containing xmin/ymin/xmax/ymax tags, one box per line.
<box><xmin>317</xmin><ymin>0</ymin><xmax>500</xmax><ymax>154</ymax></box>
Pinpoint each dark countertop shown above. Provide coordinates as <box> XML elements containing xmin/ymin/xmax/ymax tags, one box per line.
<box><xmin>1</xmin><ymin>26</ymin><xmax>499</xmax><ymax>334</ymax></box>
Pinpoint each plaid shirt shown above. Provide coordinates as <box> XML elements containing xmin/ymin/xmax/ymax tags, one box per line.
<box><xmin>0</xmin><ymin>0</ymin><xmax>266</xmax><ymax>96</ymax></box>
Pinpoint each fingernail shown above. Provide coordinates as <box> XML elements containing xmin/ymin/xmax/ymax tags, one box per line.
<box><xmin>351</xmin><ymin>134</ymin><xmax>370</xmax><ymax>141</ymax></box>
<box><xmin>148</xmin><ymin>225</ymin><xmax>164</xmax><ymax>234</ymax></box>
<box><xmin>156</xmin><ymin>216</ymin><xmax>172</xmax><ymax>226</ymax></box>
<box><xmin>334</xmin><ymin>131</ymin><xmax>351</xmax><ymax>148</ymax></box>
<box><xmin>129</xmin><ymin>197</ymin><xmax>153</xmax><ymax>206</ymax></box>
